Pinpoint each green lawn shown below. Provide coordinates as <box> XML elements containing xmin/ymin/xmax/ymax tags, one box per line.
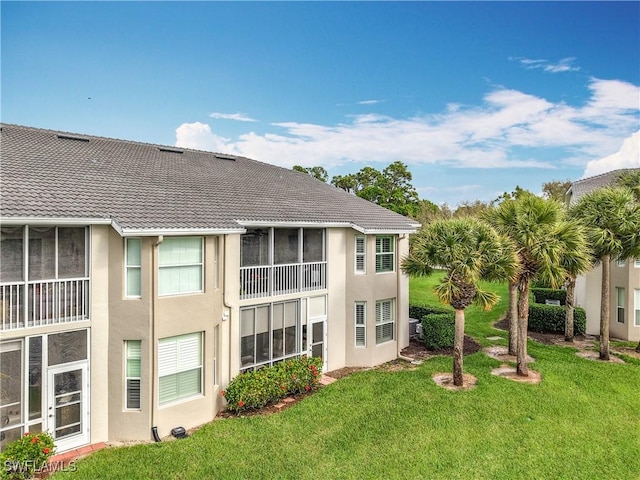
<box><xmin>52</xmin><ymin>278</ymin><xmax>640</xmax><ymax>480</ymax></box>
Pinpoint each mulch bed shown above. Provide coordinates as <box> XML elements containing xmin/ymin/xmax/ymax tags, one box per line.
<box><xmin>401</xmin><ymin>336</ymin><xmax>482</xmax><ymax>359</ymax></box>
<box><xmin>494</xmin><ymin>318</ymin><xmax>590</xmax><ymax>345</ymax></box>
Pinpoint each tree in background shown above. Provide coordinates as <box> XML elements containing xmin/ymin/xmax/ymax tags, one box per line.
<box><xmin>293</xmin><ymin>165</ymin><xmax>329</xmax><ymax>183</ymax></box>
<box><xmin>542</xmin><ymin>180</ymin><xmax>572</xmax><ymax>203</ymax></box>
<box><xmin>571</xmin><ymin>186</ymin><xmax>640</xmax><ymax>360</ymax></box>
<box><xmin>615</xmin><ymin>169</ymin><xmax>640</xmax><ymax>201</ymax></box>
<box><xmin>402</xmin><ymin>218</ymin><xmax>518</xmax><ymax>386</ymax></box>
<box><xmin>331</xmin><ymin>161</ymin><xmax>420</xmax><ymax>217</ymax></box>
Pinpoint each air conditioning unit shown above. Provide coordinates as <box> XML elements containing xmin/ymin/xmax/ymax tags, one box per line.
<box><xmin>409</xmin><ymin>318</ymin><xmax>420</xmax><ymax>338</ymax></box>
<box><xmin>415</xmin><ymin>323</ymin><xmax>423</xmax><ymax>340</ymax></box>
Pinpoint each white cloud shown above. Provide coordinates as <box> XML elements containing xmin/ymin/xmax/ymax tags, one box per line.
<box><xmin>175</xmin><ymin>78</ymin><xmax>639</xmax><ymax>172</ymax></box>
<box><xmin>175</xmin><ymin>122</ymin><xmax>234</xmax><ymax>152</ymax></box>
<box><xmin>582</xmin><ymin>131</ymin><xmax>640</xmax><ymax>178</ymax></box>
<box><xmin>208</xmin><ymin>112</ymin><xmax>257</xmax><ymax>122</ymax></box>
<box><xmin>511</xmin><ymin>56</ymin><xmax>580</xmax><ymax>73</ymax></box>
<box><xmin>358</xmin><ymin>99</ymin><xmax>384</xmax><ymax>105</ymax></box>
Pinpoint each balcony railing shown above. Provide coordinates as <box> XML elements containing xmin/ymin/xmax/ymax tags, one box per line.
<box><xmin>240</xmin><ymin>262</ymin><xmax>326</xmax><ymax>300</ymax></box>
<box><xmin>0</xmin><ymin>278</ymin><xmax>90</xmax><ymax>330</ymax></box>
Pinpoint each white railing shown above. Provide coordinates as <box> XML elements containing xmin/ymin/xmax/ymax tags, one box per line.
<box><xmin>240</xmin><ymin>262</ymin><xmax>326</xmax><ymax>300</ymax></box>
<box><xmin>1</xmin><ymin>278</ymin><xmax>90</xmax><ymax>330</ymax></box>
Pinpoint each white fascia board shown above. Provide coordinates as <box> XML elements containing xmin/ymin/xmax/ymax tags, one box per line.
<box><xmin>351</xmin><ymin>223</ymin><xmax>421</xmax><ymax>235</ymax></box>
<box><xmin>0</xmin><ymin>216</ymin><xmax>112</xmax><ymax>226</ymax></box>
<box><xmin>236</xmin><ymin>220</ymin><xmax>353</xmax><ymax>229</ymax></box>
<box><xmin>118</xmin><ymin>227</ymin><xmax>246</xmax><ymax>237</ymax></box>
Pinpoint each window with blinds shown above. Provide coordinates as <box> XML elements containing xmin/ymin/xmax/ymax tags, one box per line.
<box><xmin>125</xmin><ymin>238</ymin><xmax>142</xmax><ymax>297</ymax></box>
<box><xmin>158</xmin><ymin>333</ymin><xmax>202</xmax><ymax>406</ymax></box>
<box><xmin>355</xmin><ymin>236</ymin><xmax>366</xmax><ymax>273</ymax></box>
<box><xmin>158</xmin><ymin>237</ymin><xmax>203</xmax><ymax>296</ymax></box>
<box><xmin>125</xmin><ymin>340</ymin><xmax>141</xmax><ymax>409</ymax></box>
<box><xmin>375</xmin><ymin>299</ymin><xmax>394</xmax><ymax>344</ymax></box>
<box><xmin>355</xmin><ymin>302</ymin><xmax>366</xmax><ymax>347</ymax></box>
<box><xmin>375</xmin><ymin>236</ymin><xmax>394</xmax><ymax>273</ymax></box>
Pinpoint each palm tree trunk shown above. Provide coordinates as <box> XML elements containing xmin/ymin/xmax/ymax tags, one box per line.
<box><xmin>516</xmin><ymin>278</ymin><xmax>530</xmax><ymax>377</ymax></box>
<box><xmin>600</xmin><ymin>255</ymin><xmax>611</xmax><ymax>361</ymax></box>
<box><xmin>453</xmin><ymin>308</ymin><xmax>465</xmax><ymax>386</ymax></box>
<box><xmin>565</xmin><ymin>276</ymin><xmax>576</xmax><ymax>342</ymax></box>
<box><xmin>508</xmin><ymin>280</ymin><xmax>518</xmax><ymax>355</ymax></box>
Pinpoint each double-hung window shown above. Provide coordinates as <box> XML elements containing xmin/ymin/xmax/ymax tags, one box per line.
<box><xmin>375</xmin><ymin>299</ymin><xmax>394</xmax><ymax>344</ymax></box>
<box><xmin>125</xmin><ymin>340</ymin><xmax>141</xmax><ymax>409</ymax></box>
<box><xmin>635</xmin><ymin>289</ymin><xmax>640</xmax><ymax>327</ymax></box>
<box><xmin>635</xmin><ymin>258</ymin><xmax>640</xmax><ymax>268</ymax></box>
<box><xmin>125</xmin><ymin>238</ymin><xmax>142</xmax><ymax>297</ymax></box>
<box><xmin>375</xmin><ymin>236</ymin><xmax>394</xmax><ymax>273</ymax></box>
<box><xmin>616</xmin><ymin>287</ymin><xmax>625</xmax><ymax>324</ymax></box>
<box><xmin>355</xmin><ymin>302</ymin><xmax>366</xmax><ymax>347</ymax></box>
<box><xmin>158</xmin><ymin>237</ymin><xmax>203</xmax><ymax>296</ymax></box>
<box><xmin>355</xmin><ymin>236</ymin><xmax>366</xmax><ymax>273</ymax></box>
<box><xmin>158</xmin><ymin>333</ymin><xmax>203</xmax><ymax>406</ymax></box>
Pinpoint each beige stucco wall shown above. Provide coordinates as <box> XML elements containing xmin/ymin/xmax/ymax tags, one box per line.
<box><xmin>89</xmin><ymin>225</ymin><xmax>110</xmax><ymax>445</ymax></box>
<box><xmin>107</xmin><ymin>232</ymin><xmax>227</xmax><ymax>441</ymax></box>
<box><xmin>576</xmin><ymin>260</ymin><xmax>640</xmax><ymax>342</ymax></box>
<box><xmin>343</xmin><ymin>232</ymin><xmax>410</xmax><ymax>368</ymax></box>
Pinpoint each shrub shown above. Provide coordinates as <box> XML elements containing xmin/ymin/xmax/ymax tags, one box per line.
<box><xmin>528</xmin><ymin>303</ymin><xmax>586</xmax><ymax>335</ymax></box>
<box><xmin>421</xmin><ymin>313</ymin><xmax>455</xmax><ymax>350</ymax></box>
<box><xmin>531</xmin><ymin>288</ymin><xmax>567</xmax><ymax>306</ymax></box>
<box><xmin>0</xmin><ymin>431</ymin><xmax>55</xmax><ymax>480</ymax></box>
<box><xmin>222</xmin><ymin>356</ymin><xmax>323</xmax><ymax>413</ymax></box>
<box><xmin>409</xmin><ymin>304</ymin><xmax>453</xmax><ymax>321</ymax></box>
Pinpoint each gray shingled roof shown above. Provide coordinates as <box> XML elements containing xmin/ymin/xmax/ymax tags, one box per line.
<box><xmin>0</xmin><ymin>124</ymin><xmax>420</xmax><ymax>235</ymax></box>
<box><xmin>568</xmin><ymin>168</ymin><xmax>640</xmax><ymax>204</ymax></box>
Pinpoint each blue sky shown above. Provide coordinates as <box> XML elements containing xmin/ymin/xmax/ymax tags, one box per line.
<box><xmin>2</xmin><ymin>1</ymin><xmax>639</xmax><ymax>206</ymax></box>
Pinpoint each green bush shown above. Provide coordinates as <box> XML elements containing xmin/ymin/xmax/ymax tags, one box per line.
<box><xmin>531</xmin><ymin>288</ymin><xmax>567</xmax><ymax>306</ymax></box>
<box><xmin>409</xmin><ymin>304</ymin><xmax>453</xmax><ymax>321</ymax></box>
<box><xmin>528</xmin><ymin>303</ymin><xmax>586</xmax><ymax>335</ymax></box>
<box><xmin>0</xmin><ymin>431</ymin><xmax>55</xmax><ymax>480</ymax></box>
<box><xmin>222</xmin><ymin>356</ymin><xmax>323</xmax><ymax>413</ymax></box>
<box><xmin>421</xmin><ymin>313</ymin><xmax>455</xmax><ymax>350</ymax></box>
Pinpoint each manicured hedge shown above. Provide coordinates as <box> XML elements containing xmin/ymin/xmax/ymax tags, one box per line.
<box><xmin>531</xmin><ymin>288</ymin><xmax>567</xmax><ymax>306</ymax></box>
<box><xmin>222</xmin><ymin>356</ymin><xmax>323</xmax><ymax>412</ymax></box>
<box><xmin>409</xmin><ymin>304</ymin><xmax>453</xmax><ymax>320</ymax></box>
<box><xmin>421</xmin><ymin>313</ymin><xmax>455</xmax><ymax>349</ymax></box>
<box><xmin>528</xmin><ymin>303</ymin><xmax>586</xmax><ymax>335</ymax></box>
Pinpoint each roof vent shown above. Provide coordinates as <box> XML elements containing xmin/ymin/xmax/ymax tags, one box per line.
<box><xmin>214</xmin><ymin>153</ymin><xmax>236</xmax><ymax>161</ymax></box>
<box><xmin>158</xmin><ymin>147</ymin><xmax>184</xmax><ymax>154</ymax></box>
<box><xmin>57</xmin><ymin>134</ymin><xmax>90</xmax><ymax>142</ymax></box>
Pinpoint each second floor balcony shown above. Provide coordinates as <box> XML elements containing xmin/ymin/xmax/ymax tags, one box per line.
<box><xmin>240</xmin><ymin>227</ymin><xmax>326</xmax><ymax>301</ymax></box>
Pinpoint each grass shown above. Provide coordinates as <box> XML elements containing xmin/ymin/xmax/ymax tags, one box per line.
<box><xmin>51</xmin><ymin>277</ymin><xmax>640</xmax><ymax>480</ymax></box>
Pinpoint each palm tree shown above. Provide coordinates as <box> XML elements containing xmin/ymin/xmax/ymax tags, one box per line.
<box><xmin>402</xmin><ymin>218</ymin><xmax>518</xmax><ymax>386</ymax></box>
<box><xmin>555</xmin><ymin>219</ymin><xmax>592</xmax><ymax>342</ymax></box>
<box><xmin>489</xmin><ymin>193</ymin><xmax>577</xmax><ymax>376</ymax></box>
<box><xmin>570</xmin><ymin>186</ymin><xmax>640</xmax><ymax>360</ymax></box>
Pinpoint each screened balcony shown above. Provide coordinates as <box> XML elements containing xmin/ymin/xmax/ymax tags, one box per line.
<box><xmin>0</xmin><ymin>226</ymin><xmax>90</xmax><ymax>330</ymax></box>
<box><xmin>240</xmin><ymin>228</ymin><xmax>326</xmax><ymax>300</ymax></box>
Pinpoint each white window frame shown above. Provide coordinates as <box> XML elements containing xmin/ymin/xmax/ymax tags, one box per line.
<box><xmin>158</xmin><ymin>237</ymin><xmax>204</xmax><ymax>296</ymax></box>
<box><xmin>616</xmin><ymin>287</ymin><xmax>625</xmax><ymax>324</ymax></box>
<box><xmin>616</xmin><ymin>259</ymin><xmax>626</xmax><ymax>267</ymax></box>
<box><xmin>355</xmin><ymin>302</ymin><xmax>366</xmax><ymax>347</ymax></box>
<box><xmin>124</xmin><ymin>340</ymin><xmax>141</xmax><ymax>410</ymax></box>
<box><xmin>158</xmin><ymin>333</ymin><xmax>203</xmax><ymax>406</ymax></box>
<box><xmin>375</xmin><ymin>299</ymin><xmax>395</xmax><ymax>345</ymax></box>
<box><xmin>375</xmin><ymin>236</ymin><xmax>395</xmax><ymax>273</ymax></box>
<box><xmin>635</xmin><ymin>258</ymin><xmax>640</xmax><ymax>268</ymax></box>
<box><xmin>634</xmin><ymin>289</ymin><xmax>640</xmax><ymax>327</ymax></box>
<box><xmin>125</xmin><ymin>238</ymin><xmax>142</xmax><ymax>298</ymax></box>
<box><xmin>355</xmin><ymin>235</ymin><xmax>366</xmax><ymax>274</ymax></box>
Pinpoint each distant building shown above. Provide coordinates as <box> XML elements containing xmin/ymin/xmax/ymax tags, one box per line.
<box><xmin>566</xmin><ymin>168</ymin><xmax>640</xmax><ymax>342</ymax></box>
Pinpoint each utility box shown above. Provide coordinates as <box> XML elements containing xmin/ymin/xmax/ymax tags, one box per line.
<box><xmin>409</xmin><ymin>318</ymin><xmax>420</xmax><ymax>339</ymax></box>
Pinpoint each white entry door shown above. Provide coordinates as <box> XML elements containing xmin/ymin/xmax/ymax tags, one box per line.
<box><xmin>47</xmin><ymin>362</ymin><xmax>89</xmax><ymax>451</ymax></box>
<box><xmin>309</xmin><ymin>317</ymin><xmax>327</xmax><ymax>372</ymax></box>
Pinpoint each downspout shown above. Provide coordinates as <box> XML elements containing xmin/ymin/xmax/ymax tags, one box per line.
<box><xmin>151</xmin><ymin>235</ymin><xmax>163</xmax><ymax>441</ymax></box>
<box><xmin>222</xmin><ymin>234</ymin><xmax>233</xmax><ymax>394</ymax></box>
<box><xmin>397</xmin><ymin>234</ymin><xmax>407</xmax><ymax>361</ymax></box>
